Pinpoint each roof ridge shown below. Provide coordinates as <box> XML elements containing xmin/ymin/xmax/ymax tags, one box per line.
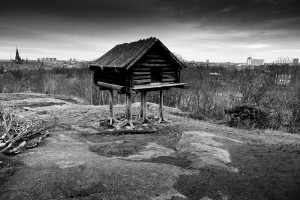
<box><xmin>124</xmin><ymin>37</ymin><xmax>158</xmax><ymax>69</ymax></box>
<box><xmin>120</xmin><ymin>37</ymin><xmax>157</xmax><ymax>45</ymax></box>
<box><xmin>90</xmin><ymin>37</ymin><xmax>185</xmax><ymax>69</ymax></box>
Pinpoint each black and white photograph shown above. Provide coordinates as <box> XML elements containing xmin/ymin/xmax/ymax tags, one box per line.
<box><xmin>1</xmin><ymin>0</ymin><xmax>300</xmax><ymax>199</ymax></box>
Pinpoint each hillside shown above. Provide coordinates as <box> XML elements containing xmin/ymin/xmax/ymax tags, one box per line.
<box><xmin>1</xmin><ymin>93</ymin><xmax>300</xmax><ymax>200</ymax></box>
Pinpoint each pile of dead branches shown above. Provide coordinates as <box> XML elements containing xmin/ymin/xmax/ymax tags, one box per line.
<box><xmin>0</xmin><ymin>107</ymin><xmax>57</xmax><ymax>155</ymax></box>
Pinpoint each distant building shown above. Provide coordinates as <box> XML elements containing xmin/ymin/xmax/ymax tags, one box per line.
<box><xmin>38</xmin><ymin>57</ymin><xmax>57</xmax><ymax>62</ymax></box>
<box><xmin>206</xmin><ymin>59</ymin><xmax>209</xmax><ymax>64</ymax></box>
<box><xmin>0</xmin><ymin>47</ymin><xmax>41</xmax><ymax>70</ymax></box>
<box><xmin>251</xmin><ymin>59</ymin><xmax>264</xmax><ymax>66</ymax></box>
<box><xmin>246</xmin><ymin>56</ymin><xmax>252</xmax><ymax>66</ymax></box>
<box><xmin>246</xmin><ymin>56</ymin><xmax>264</xmax><ymax>66</ymax></box>
<box><xmin>293</xmin><ymin>58</ymin><xmax>299</xmax><ymax>65</ymax></box>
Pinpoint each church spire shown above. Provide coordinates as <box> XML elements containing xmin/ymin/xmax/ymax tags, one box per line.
<box><xmin>15</xmin><ymin>45</ymin><xmax>22</xmax><ymax>64</ymax></box>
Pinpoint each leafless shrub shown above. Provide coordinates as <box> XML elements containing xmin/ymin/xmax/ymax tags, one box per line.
<box><xmin>0</xmin><ymin>73</ymin><xmax>22</xmax><ymax>93</ymax></box>
<box><xmin>288</xmin><ymin>85</ymin><xmax>300</xmax><ymax>133</ymax></box>
<box><xmin>236</xmin><ymin>69</ymin><xmax>274</xmax><ymax>106</ymax></box>
<box><xmin>1</xmin><ymin>65</ymin><xmax>300</xmax><ymax>133</ymax></box>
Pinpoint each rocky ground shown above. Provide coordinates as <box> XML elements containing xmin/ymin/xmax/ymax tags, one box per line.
<box><xmin>0</xmin><ymin>93</ymin><xmax>300</xmax><ymax>200</ymax></box>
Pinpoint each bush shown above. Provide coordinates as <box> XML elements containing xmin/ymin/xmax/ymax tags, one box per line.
<box><xmin>189</xmin><ymin>110</ymin><xmax>206</xmax><ymax>120</ymax></box>
<box><xmin>225</xmin><ymin>104</ymin><xmax>270</xmax><ymax>129</ymax></box>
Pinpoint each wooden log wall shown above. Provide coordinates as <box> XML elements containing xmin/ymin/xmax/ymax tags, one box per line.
<box><xmin>130</xmin><ymin>43</ymin><xmax>180</xmax><ymax>86</ymax></box>
<box><xmin>131</xmin><ymin>67</ymin><xmax>151</xmax><ymax>85</ymax></box>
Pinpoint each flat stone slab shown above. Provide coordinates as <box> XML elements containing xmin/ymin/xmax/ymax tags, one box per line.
<box><xmin>114</xmin><ymin>142</ymin><xmax>175</xmax><ymax>160</ymax></box>
<box><xmin>113</xmin><ymin>131</ymin><xmax>241</xmax><ymax>173</ymax></box>
<box><xmin>176</xmin><ymin>131</ymin><xmax>240</xmax><ymax>172</ymax></box>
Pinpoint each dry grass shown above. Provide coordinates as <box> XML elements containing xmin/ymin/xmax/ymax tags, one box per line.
<box><xmin>1</xmin><ymin>93</ymin><xmax>300</xmax><ymax>200</ymax></box>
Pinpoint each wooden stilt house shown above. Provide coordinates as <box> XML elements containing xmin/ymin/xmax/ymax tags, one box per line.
<box><xmin>88</xmin><ymin>37</ymin><xmax>187</xmax><ymax>127</ymax></box>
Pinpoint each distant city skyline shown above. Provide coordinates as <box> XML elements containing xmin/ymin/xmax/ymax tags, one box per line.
<box><xmin>1</xmin><ymin>0</ymin><xmax>300</xmax><ymax>62</ymax></box>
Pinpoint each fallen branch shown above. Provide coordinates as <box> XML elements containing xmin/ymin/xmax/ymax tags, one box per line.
<box><xmin>0</xmin><ymin>111</ymin><xmax>56</xmax><ymax>155</ymax></box>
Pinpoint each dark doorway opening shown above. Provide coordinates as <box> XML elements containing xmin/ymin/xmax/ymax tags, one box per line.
<box><xmin>151</xmin><ymin>68</ymin><xmax>162</xmax><ymax>83</ymax></box>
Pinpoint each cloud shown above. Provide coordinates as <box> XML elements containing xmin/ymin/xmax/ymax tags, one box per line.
<box><xmin>272</xmin><ymin>49</ymin><xmax>300</xmax><ymax>52</ymax></box>
<box><xmin>157</xmin><ymin>0</ymin><xmax>300</xmax><ymax>30</ymax></box>
<box><xmin>0</xmin><ymin>0</ymin><xmax>159</xmax><ymax>24</ymax></box>
<box><xmin>0</xmin><ymin>26</ymin><xmax>43</xmax><ymax>40</ymax></box>
<box><xmin>1</xmin><ymin>0</ymin><xmax>299</xmax><ymax>36</ymax></box>
<box><xmin>0</xmin><ymin>0</ymin><xmax>299</xmax><ymax>62</ymax></box>
<box><xmin>1</xmin><ymin>0</ymin><xmax>298</xmax><ymax>28</ymax></box>
<box><xmin>0</xmin><ymin>25</ymin><xmax>101</xmax><ymax>60</ymax></box>
<box><xmin>233</xmin><ymin>44</ymin><xmax>271</xmax><ymax>49</ymax></box>
<box><xmin>222</xmin><ymin>7</ymin><xmax>236</xmax><ymax>12</ymax></box>
<box><xmin>248</xmin><ymin>44</ymin><xmax>270</xmax><ymax>48</ymax></box>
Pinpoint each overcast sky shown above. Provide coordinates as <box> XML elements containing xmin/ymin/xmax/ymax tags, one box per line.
<box><xmin>0</xmin><ymin>0</ymin><xmax>299</xmax><ymax>62</ymax></box>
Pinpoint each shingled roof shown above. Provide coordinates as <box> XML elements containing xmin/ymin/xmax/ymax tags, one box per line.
<box><xmin>89</xmin><ymin>37</ymin><xmax>185</xmax><ymax>70</ymax></box>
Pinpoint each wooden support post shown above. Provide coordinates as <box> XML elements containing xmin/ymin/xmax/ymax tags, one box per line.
<box><xmin>129</xmin><ymin>93</ymin><xmax>135</xmax><ymax>128</ymax></box>
<box><xmin>125</xmin><ymin>94</ymin><xmax>128</xmax><ymax>116</ymax></box>
<box><xmin>158</xmin><ymin>90</ymin><xmax>167</xmax><ymax>123</ymax></box>
<box><xmin>127</xmin><ymin>93</ymin><xmax>133</xmax><ymax>126</ymax></box>
<box><xmin>109</xmin><ymin>89</ymin><xmax>114</xmax><ymax>119</ymax></box>
<box><xmin>108</xmin><ymin>89</ymin><xmax>120</xmax><ymax>125</ymax></box>
<box><xmin>120</xmin><ymin>92</ymin><xmax>134</xmax><ymax>128</ymax></box>
<box><xmin>142</xmin><ymin>92</ymin><xmax>149</xmax><ymax>123</ymax></box>
<box><xmin>140</xmin><ymin>91</ymin><xmax>144</xmax><ymax>118</ymax></box>
<box><xmin>90</xmin><ymin>72</ymin><xmax>93</xmax><ymax>105</ymax></box>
